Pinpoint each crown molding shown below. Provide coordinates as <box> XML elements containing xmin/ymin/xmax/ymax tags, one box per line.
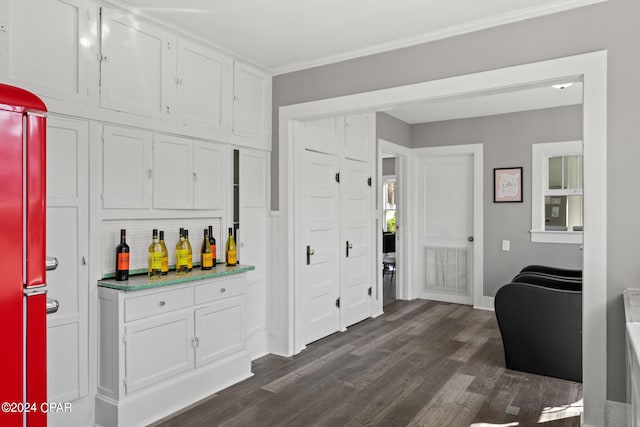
<box><xmin>272</xmin><ymin>0</ymin><xmax>607</xmax><ymax>76</ymax></box>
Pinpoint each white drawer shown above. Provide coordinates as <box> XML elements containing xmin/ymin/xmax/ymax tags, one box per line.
<box><xmin>125</xmin><ymin>287</ymin><xmax>193</xmax><ymax>322</ymax></box>
<box><xmin>194</xmin><ymin>276</ymin><xmax>246</xmax><ymax>305</ymax></box>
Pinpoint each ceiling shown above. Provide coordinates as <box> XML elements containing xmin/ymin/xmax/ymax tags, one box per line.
<box><xmin>385</xmin><ymin>81</ymin><xmax>583</xmax><ymax>124</ymax></box>
<box><xmin>115</xmin><ymin>0</ymin><xmax>599</xmax><ymax>74</ymax></box>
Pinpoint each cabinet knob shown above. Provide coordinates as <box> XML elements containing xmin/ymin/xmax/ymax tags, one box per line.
<box><xmin>159</xmin><ymin>301</ymin><xmax>166</xmax><ymax>307</ymax></box>
<box><xmin>220</xmin><ymin>288</ymin><xmax>226</xmax><ymax>293</ymax></box>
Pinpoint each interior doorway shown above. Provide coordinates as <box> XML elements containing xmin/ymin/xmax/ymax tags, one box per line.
<box><xmin>381</xmin><ymin>156</ymin><xmax>397</xmax><ymax>306</ymax></box>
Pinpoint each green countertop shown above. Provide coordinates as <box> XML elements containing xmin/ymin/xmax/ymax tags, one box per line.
<box><xmin>98</xmin><ymin>264</ymin><xmax>255</xmax><ymax>292</ymax></box>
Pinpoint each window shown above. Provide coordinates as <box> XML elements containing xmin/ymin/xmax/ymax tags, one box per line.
<box><xmin>383</xmin><ymin>177</ymin><xmax>396</xmax><ymax>232</ymax></box>
<box><xmin>531</xmin><ymin>141</ymin><xmax>583</xmax><ymax>244</ymax></box>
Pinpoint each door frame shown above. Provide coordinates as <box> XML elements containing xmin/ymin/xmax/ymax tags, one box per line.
<box><xmin>377</xmin><ymin>139</ymin><xmax>411</xmax><ymax>313</ymax></box>
<box><xmin>409</xmin><ymin>144</ymin><xmax>484</xmax><ymax>309</ymax></box>
<box><xmin>277</xmin><ymin>50</ymin><xmax>606</xmax><ymax>425</ymax></box>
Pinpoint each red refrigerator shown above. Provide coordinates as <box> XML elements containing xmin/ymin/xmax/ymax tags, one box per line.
<box><xmin>0</xmin><ymin>83</ymin><xmax>51</xmax><ymax>427</ymax></box>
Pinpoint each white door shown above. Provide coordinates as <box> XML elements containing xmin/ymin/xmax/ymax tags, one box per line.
<box><xmin>46</xmin><ymin>116</ymin><xmax>91</xmax><ymax>427</ymax></box>
<box><xmin>300</xmin><ymin>149</ymin><xmax>340</xmax><ymax>344</ymax></box>
<box><xmin>414</xmin><ymin>147</ymin><xmax>480</xmax><ymax>305</ymax></box>
<box><xmin>340</xmin><ymin>157</ymin><xmax>372</xmax><ymax>327</ymax></box>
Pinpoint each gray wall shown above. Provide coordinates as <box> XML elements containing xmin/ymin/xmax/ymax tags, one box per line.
<box><xmin>411</xmin><ymin>106</ymin><xmax>583</xmax><ymax>296</ymax></box>
<box><xmin>382</xmin><ymin>158</ymin><xmax>396</xmax><ymax>176</ymax></box>
<box><xmin>272</xmin><ymin>0</ymin><xmax>640</xmax><ymax>401</ymax></box>
<box><xmin>376</xmin><ymin>112</ymin><xmax>411</xmax><ymax>148</ymax></box>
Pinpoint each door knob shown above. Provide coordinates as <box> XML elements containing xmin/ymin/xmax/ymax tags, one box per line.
<box><xmin>468</xmin><ymin>236</ymin><xmax>474</xmax><ymax>242</ymax></box>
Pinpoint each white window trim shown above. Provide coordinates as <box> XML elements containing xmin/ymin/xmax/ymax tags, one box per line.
<box><xmin>530</xmin><ymin>140</ymin><xmax>583</xmax><ymax>244</ymax></box>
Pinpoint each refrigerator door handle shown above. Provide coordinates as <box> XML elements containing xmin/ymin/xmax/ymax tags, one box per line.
<box><xmin>46</xmin><ymin>298</ymin><xmax>59</xmax><ymax>314</ymax></box>
<box><xmin>46</xmin><ymin>256</ymin><xmax>58</xmax><ymax>271</ymax></box>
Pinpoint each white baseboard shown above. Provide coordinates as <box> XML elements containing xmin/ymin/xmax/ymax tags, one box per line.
<box><xmin>606</xmin><ymin>399</ymin><xmax>629</xmax><ymax>427</ymax></box>
<box><xmin>474</xmin><ymin>296</ymin><xmax>495</xmax><ymax>311</ymax></box>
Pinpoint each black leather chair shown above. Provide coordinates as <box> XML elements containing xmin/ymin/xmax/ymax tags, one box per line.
<box><xmin>519</xmin><ymin>264</ymin><xmax>582</xmax><ymax>280</ymax></box>
<box><xmin>495</xmin><ymin>269</ymin><xmax>583</xmax><ymax>382</ymax></box>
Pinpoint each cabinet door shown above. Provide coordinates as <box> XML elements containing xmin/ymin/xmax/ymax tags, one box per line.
<box><xmin>100</xmin><ymin>8</ymin><xmax>174</xmax><ymax>118</ymax></box>
<box><xmin>233</xmin><ymin>62</ymin><xmax>271</xmax><ymax>143</ymax></box>
<box><xmin>102</xmin><ymin>126</ymin><xmax>152</xmax><ymax>209</ymax></box>
<box><xmin>195</xmin><ymin>296</ymin><xmax>244</xmax><ymax>368</ymax></box>
<box><xmin>124</xmin><ymin>310</ymin><xmax>194</xmax><ymax>394</ymax></box>
<box><xmin>46</xmin><ymin>116</ymin><xmax>91</xmax><ymax>427</ymax></box>
<box><xmin>193</xmin><ymin>141</ymin><xmax>225</xmax><ymax>210</ymax></box>
<box><xmin>239</xmin><ymin>149</ymin><xmax>268</xmax><ymax>348</ymax></box>
<box><xmin>0</xmin><ymin>0</ymin><xmax>92</xmax><ymax>104</ymax></box>
<box><xmin>176</xmin><ymin>39</ymin><xmax>232</xmax><ymax>132</ymax></box>
<box><xmin>152</xmin><ymin>134</ymin><xmax>194</xmax><ymax>209</ymax></box>
<box><xmin>344</xmin><ymin>113</ymin><xmax>373</xmax><ymax>162</ymax></box>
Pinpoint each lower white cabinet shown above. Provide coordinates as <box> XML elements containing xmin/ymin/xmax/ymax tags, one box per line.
<box><xmin>96</xmin><ymin>274</ymin><xmax>251</xmax><ymax>427</ymax></box>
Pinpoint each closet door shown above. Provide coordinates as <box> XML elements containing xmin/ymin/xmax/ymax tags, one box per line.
<box><xmin>340</xmin><ymin>157</ymin><xmax>373</xmax><ymax>328</ymax></box>
<box><xmin>300</xmin><ymin>149</ymin><xmax>340</xmax><ymax>344</ymax></box>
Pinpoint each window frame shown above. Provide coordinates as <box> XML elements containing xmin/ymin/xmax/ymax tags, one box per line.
<box><xmin>530</xmin><ymin>140</ymin><xmax>583</xmax><ymax>244</ymax></box>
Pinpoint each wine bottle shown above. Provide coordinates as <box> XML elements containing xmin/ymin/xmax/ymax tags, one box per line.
<box><xmin>115</xmin><ymin>229</ymin><xmax>130</xmax><ymax>281</ymax></box>
<box><xmin>175</xmin><ymin>228</ymin><xmax>188</xmax><ymax>275</ymax></box>
<box><xmin>159</xmin><ymin>230</ymin><xmax>169</xmax><ymax>275</ymax></box>
<box><xmin>148</xmin><ymin>229</ymin><xmax>162</xmax><ymax>280</ymax></box>
<box><xmin>201</xmin><ymin>229</ymin><xmax>213</xmax><ymax>270</ymax></box>
<box><xmin>225</xmin><ymin>227</ymin><xmax>237</xmax><ymax>266</ymax></box>
<box><xmin>185</xmin><ymin>229</ymin><xmax>193</xmax><ymax>272</ymax></box>
<box><xmin>208</xmin><ymin>225</ymin><xmax>217</xmax><ymax>267</ymax></box>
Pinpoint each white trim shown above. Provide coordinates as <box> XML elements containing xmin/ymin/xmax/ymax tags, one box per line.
<box><xmin>605</xmin><ymin>400</ymin><xmax>628</xmax><ymax>427</ymax></box>
<box><xmin>278</xmin><ymin>51</ymin><xmax>607</xmax><ymax>425</ymax></box>
<box><xmin>530</xmin><ymin>230</ymin><xmax>583</xmax><ymax>244</ymax></box>
<box><xmin>272</xmin><ymin>0</ymin><xmax>607</xmax><ymax>75</ymax></box>
<box><xmin>410</xmin><ymin>144</ymin><xmax>484</xmax><ymax>309</ymax></box>
<box><xmin>475</xmin><ymin>296</ymin><xmax>495</xmax><ymax>312</ymax></box>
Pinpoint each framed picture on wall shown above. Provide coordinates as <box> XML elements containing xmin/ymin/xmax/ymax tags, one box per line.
<box><xmin>494</xmin><ymin>167</ymin><xmax>523</xmax><ymax>203</ymax></box>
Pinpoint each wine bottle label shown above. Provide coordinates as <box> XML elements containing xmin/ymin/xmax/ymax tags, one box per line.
<box><xmin>228</xmin><ymin>250</ymin><xmax>237</xmax><ymax>265</ymax></box>
<box><xmin>176</xmin><ymin>249</ymin><xmax>188</xmax><ymax>266</ymax></box>
<box><xmin>117</xmin><ymin>253</ymin><xmax>130</xmax><ymax>270</ymax></box>
<box><xmin>188</xmin><ymin>255</ymin><xmax>193</xmax><ymax>270</ymax></box>
<box><xmin>202</xmin><ymin>253</ymin><xmax>213</xmax><ymax>267</ymax></box>
<box><xmin>162</xmin><ymin>256</ymin><xmax>169</xmax><ymax>272</ymax></box>
<box><xmin>212</xmin><ymin>245</ymin><xmax>217</xmax><ymax>260</ymax></box>
<box><xmin>150</xmin><ymin>252</ymin><xmax>162</xmax><ymax>269</ymax></box>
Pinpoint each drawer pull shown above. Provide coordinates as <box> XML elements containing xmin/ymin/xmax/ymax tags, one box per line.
<box><xmin>159</xmin><ymin>301</ymin><xmax>166</xmax><ymax>307</ymax></box>
<box><xmin>220</xmin><ymin>288</ymin><xmax>226</xmax><ymax>293</ymax></box>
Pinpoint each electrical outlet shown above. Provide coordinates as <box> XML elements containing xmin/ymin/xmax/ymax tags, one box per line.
<box><xmin>502</xmin><ymin>240</ymin><xmax>510</xmax><ymax>251</ymax></box>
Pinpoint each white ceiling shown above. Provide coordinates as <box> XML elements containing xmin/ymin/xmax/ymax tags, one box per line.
<box><xmin>385</xmin><ymin>81</ymin><xmax>583</xmax><ymax>124</ymax></box>
<box><xmin>115</xmin><ymin>0</ymin><xmax>600</xmax><ymax>74</ymax></box>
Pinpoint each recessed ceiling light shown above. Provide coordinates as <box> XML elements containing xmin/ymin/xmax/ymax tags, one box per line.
<box><xmin>552</xmin><ymin>82</ymin><xmax>574</xmax><ymax>90</ymax></box>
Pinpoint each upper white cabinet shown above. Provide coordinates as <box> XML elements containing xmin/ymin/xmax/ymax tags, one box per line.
<box><xmin>193</xmin><ymin>141</ymin><xmax>225</xmax><ymax>210</ymax></box>
<box><xmin>152</xmin><ymin>135</ymin><xmax>225</xmax><ymax>210</ymax></box>
<box><xmin>102</xmin><ymin>125</ymin><xmax>152</xmax><ymax>209</ymax></box>
<box><xmin>100</xmin><ymin>8</ymin><xmax>175</xmax><ymax>119</ymax></box>
<box><xmin>176</xmin><ymin>39</ymin><xmax>232</xmax><ymax>133</ymax></box>
<box><xmin>233</xmin><ymin>62</ymin><xmax>271</xmax><ymax>149</ymax></box>
<box><xmin>0</xmin><ymin>0</ymin><xmax>94</xmax><ymax>104</ymax></box>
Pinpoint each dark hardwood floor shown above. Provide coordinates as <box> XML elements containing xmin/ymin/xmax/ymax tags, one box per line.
<box><xmin>151</xmin><ymin>299</ymin><xmax>582</xmax><ymax>427</ymax></box>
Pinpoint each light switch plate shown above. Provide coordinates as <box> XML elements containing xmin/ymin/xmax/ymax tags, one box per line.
<box><xmin>502</xmin><ymin>240</ymin><xmax>510</xmax><ymax>251</ymax></box>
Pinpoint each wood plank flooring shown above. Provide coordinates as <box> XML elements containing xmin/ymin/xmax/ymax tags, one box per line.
<box><xmin>151</xmin><ymin>300</ymin><xmax>582</xmax><ymax>427</ymax></box>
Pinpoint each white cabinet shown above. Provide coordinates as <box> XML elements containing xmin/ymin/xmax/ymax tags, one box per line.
<box><xmin>0</xmin><ymin>0</ymin><xmax>94</xmax><ymax>104</ymax></box>
<box><xmin>97</xmin><ymin>274</ymin><xmax>251</xmax><ymax>427</ymax></box>
<box><xmin>102</xmin><ymin>125</ymin><xmax>152</xmax><ymax>209</ymax></box>
<box><xmin>152</xmin><ymin>135</ymin><xmax>226</xmax><ymax>210</ymax></box>
<box><xmin>233</xmin><ymin>62</ymin><xmax>271</xmax><ymax>149</ymax></box>
<box><xmin>194</xmin><ymin>141</ymin><xmax>225</xmax><ymax>210</ymax></box>
<box><xmin>100</xmin><ymin>7</ymin><xmax>174</xmax><ymax>118</ymax></box>
<box><xmin>176</xmin><ymin>39</ymin><xmax>232</xmax><ymax>132</ymax></box>
<box><xmin>152</xmin><ymin>134</ymin><xmax>194</xmax><ymax>209</ymax></box>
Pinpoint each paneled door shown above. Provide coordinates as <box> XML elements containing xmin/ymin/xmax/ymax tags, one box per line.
<box><xmin>46</xmin><ymin>116</ymin><xmax>91</xmax><ymax>427</ymax></box>
<box><xmin>300</xmin><ymin>149</ymin><xmax>340</xmax><ymax>344</ymax></box>
<box><xmin>340</xmin><ymin>157</ymin><xmax>373</xmax><ymax>328</ymax></box>
<box><xmin>413</xmin><ymin>147</ymin><xmax>480</xmax><ymax>306</ymax></box>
